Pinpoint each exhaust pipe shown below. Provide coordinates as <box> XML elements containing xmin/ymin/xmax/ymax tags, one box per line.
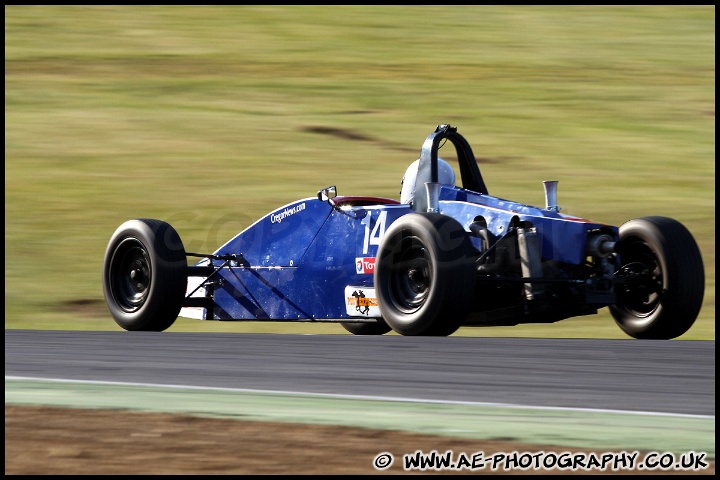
<box><xmin>543</xmin><ymin>180</ymin><xmax>561</xmax><ymax>212</ymax></box>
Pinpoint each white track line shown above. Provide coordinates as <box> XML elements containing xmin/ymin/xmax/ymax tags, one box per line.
<box><xmin>5</xmin><ymin>375</ymin><xmax>714</xmax><ymax>420</ymax></box>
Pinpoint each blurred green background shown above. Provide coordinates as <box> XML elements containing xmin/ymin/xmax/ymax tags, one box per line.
<box><xmin>5</xmin><ymin>6</ymin><xmax>714</xmax><ymax>339</ymax></box>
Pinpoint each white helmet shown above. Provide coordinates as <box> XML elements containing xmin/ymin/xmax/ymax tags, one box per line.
<box><xmin>400</xmin><ymin>158</ymin><xmax>456</xmax><ymax>204</ymax></box>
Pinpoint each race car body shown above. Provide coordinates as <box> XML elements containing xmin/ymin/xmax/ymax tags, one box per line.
<box><xmin>103</xmin><ymin>125</ymin><xmax>704</xmax><ymax>338</ymax></box>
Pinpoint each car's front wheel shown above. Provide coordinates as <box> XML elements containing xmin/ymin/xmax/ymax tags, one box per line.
<box><xmin>610</xmin><ymin>216</ymin><xmax>704</xmax><ymax>339</ymax></box>
<box><xmin>340</xmin><ymin>320</ymin><xmax>392</xmax><ymax>335</ymax></box>
<box><xmin>103</xmin><ymin>219</ymin><xmax>187</xmax><ymax>331</ymax></box>
<box><xmin>374</xmin><ymin>213</ymin><xmax>476</xmax><ymax>336</ymax></box>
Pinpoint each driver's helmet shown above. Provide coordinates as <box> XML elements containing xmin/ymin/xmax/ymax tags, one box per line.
<box><xmin>400</xmin><ymin>158</ymin><xmax>456</xmax><ymax>204</ymax></box>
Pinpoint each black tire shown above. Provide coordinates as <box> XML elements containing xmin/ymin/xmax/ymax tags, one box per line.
<box><xmin>609</xmin><ymin>216</ymin><xmax>704</xmax><ymax>339</ymax></box>
<box><xmin>103</xmin><ymin>219</ymin><xmax>187</xmax><ymax>331</ymax></box>
<box><xmin>340</xmin><ymin>320</ymin><xmax>392</xmax><ymax>335</ymax></box>
<box><xmin>374</xmin><ymin>213</ymin><xmax>476</xmax><ymax>336</ymax></box>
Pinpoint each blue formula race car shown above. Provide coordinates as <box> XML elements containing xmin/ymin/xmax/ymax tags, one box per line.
<box><xmin>103</xmin><ymin>125</ymin><xmax>705</xmax><ymax>338</ymax></box>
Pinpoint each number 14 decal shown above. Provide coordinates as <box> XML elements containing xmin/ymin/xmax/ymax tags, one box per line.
<box><xmin>361</xmin><ymin>210</ymin><xmax>387</xmax><ymax>254</ymax></box>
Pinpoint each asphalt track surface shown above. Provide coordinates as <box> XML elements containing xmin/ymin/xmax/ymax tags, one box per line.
<box><xmin>5</xmin><ymin>330</ymin><xmax>716</xmax><ymax>455</ymax></box>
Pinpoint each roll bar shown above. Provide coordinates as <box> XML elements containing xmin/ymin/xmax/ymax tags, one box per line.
<box><xmin>412</xmin><ymin>124</ymin><xmax>489</xmax><ymax>213</ymax></box>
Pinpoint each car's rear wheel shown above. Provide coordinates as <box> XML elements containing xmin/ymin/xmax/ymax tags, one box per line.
<box><xmin>610</xmin><ymin>216</ymin><xmax>704</xmax><ymax>339</ymax></box>
<box><xmin>103</xmin><ymin>219</ymin><xmax>187</xmax><ymax>331</ymax></box>
<box><xmin>374</xmin><ymin>213</ymin><xmax>476</xmax><ymax>336</ymax></box>
<box><xmin>340</xmin><ymin>320</ymin><xmax>392</xmax><ymax>335</ymax></box>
